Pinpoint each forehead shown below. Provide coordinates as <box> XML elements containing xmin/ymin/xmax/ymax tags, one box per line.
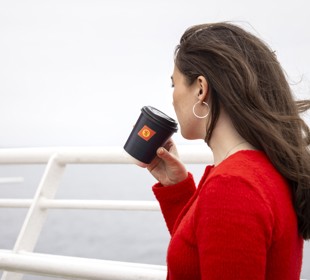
<box><xmin>172</xmin><ymin>65</ymin><xmax>182</xmax><ymax>79</ymax></box>
<box><xmin>172</xmin><ymin>66</ymin><xmax>189</xmax><ymax>86</ymax></box>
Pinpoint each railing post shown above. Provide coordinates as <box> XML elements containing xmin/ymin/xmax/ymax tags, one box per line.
<box><xmin>1</xmin><ymin>154</ymin><xmax>66</xmax><ymax>280</ymax></box>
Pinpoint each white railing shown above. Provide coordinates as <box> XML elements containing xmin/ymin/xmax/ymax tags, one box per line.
<box><xmin>0</xmin><ymin>145</ymin><xmax>212</xmax><ymax>280</ymax></box>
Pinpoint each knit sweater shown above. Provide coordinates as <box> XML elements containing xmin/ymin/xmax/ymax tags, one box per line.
<box><xmin>152</xmin><ymin>150</ymin><xmax>303</xmax><ymax>280</ymax></box>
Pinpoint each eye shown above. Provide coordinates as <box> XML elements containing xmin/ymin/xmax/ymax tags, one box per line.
<box><xmin>171</xmin><ymin>76</ymin><xmax>174</xmax><ymax>88</ymax></box>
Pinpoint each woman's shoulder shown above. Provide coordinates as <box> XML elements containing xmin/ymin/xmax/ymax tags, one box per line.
<box><xmin>204</xmin><ymin>149</ymin><xmax>289</xmax><ymax>201</ymax></box>
<box><xmin>211</xmin><ymin>150</ymin><xmax>276</xmax><ymax>179</ymax></box>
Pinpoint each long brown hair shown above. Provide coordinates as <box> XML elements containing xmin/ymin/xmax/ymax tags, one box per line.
<box><xmin>174</xmin><ymin>22</ymin><xmax>310</xmax><ymax>240</ymax></box>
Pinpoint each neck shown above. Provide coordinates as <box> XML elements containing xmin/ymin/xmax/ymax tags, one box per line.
<box><xmin>223</xmin><ymin>141</ymin><xmax>247</xmax><ymax>159</ymax></box>
<box><xmin>208</xmin><ymin>110</ymin><xmax>255</xmax><ymax>166</ymax></box>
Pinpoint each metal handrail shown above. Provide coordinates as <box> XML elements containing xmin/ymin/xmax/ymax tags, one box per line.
<box><xmin>0</xmin><ymin>145</ymin><xmax>212</xmax><ymax>164</ymax></box>
<box><xmin>0</xmin><ymin>145</ymin><xmax>212</xmax><ymax>280</ymax></box>
<box><xmin>0</xmin><ymin>198</ymin><xmax>160</xmax><ymax>210</ymax></box>
<box><xmin>0</xmin><ymin>177</ymin><xmax>24</xmax><ymax>184</ymax></box>
<box><xmin>0</xmin><ymin>250</ymin><xmax>167</xmax><ymax>280</ymax></box>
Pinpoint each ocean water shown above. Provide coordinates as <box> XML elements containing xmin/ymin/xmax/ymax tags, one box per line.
<box><xmin>0</xmin><ymin>163</ymin><xmax>309</xmax><ymax>279</ymax></box>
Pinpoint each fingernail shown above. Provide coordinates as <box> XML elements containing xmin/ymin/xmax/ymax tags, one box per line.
<box><xmin>158</xmin><ymin>147</ymin><xmax>164</xmax><ymax>155</ymax></box>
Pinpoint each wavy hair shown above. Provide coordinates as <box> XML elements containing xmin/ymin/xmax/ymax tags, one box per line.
<box><xmin>174</xmin><ymin>22</ymin><xmax>310</xmax><ymax>240</ymax></box>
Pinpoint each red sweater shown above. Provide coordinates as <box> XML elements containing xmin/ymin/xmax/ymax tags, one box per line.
<box><xmin>152</xmin><ymin>150</ymin><xmax>303</xmax><ymax>280</ymax></box>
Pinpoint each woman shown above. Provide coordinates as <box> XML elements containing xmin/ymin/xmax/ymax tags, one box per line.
<box><xmin>147</xmin><ymin>22</ymin><xmax>310</xmax><ymax>280</ymax></box>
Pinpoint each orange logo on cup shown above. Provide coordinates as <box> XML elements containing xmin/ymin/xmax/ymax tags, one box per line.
<box><xmin>138</xmin><ymin>125</ymin><xmax>156</xmax><ymax>141</ymax></box>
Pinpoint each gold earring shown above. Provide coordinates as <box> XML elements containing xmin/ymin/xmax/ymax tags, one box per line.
<box><xmin>192</xmin><ymin>101</ymin><xmax>209</xmax><ymax>119</ymax></box>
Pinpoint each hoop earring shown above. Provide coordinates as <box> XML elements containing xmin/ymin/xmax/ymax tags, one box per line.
<box><xmin>192</xmin><ymin>101</ymin><xmax>209</xmax><ymax>119</ymax></box>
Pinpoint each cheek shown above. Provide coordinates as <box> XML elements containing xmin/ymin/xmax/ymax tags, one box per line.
<box><xmin>179</xmin><ymin>110</ymin><xmax>207</xmax><ymax>140</ymax></box>
<box><xmin>172</xmin><ymin>87</ymin><xmax>187</xmax><ymax>109</ymax></box>
<box><xmin>172</xmin><ymin>90</ymin><xmax>177</xmax><ymax>105</ymax></box>
<box><xmin>173</xmin><ymin>90</ymin><xmax>190</xmax><ymax>123</ymax></box>
<box><xmin>172</xmin><ymin>91</ymin><xmax>180</xmax><ymax>114</ymax></box>
<box><xmin>177</xmin><ymin>110</ymin><xmax>197</xmax><ymax>137</ymax></box>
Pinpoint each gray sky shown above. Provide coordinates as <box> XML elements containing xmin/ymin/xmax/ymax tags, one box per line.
<box><xmin>0</xmin><ymin>0</ymin><xmax>309</xmax><ymax>147</ymax></box>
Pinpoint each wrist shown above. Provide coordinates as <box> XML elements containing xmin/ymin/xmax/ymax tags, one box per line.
<box><xmin>162</xmin><ymin>171</ymin><xmax>189</xmax><ymax>186</ymax></box>
<box><xmin>168</xmin><ymin>172</ymin><xmax>188</xmax><ymax>186</ymax></box>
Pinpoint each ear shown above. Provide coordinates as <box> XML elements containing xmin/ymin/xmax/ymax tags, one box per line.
<box><xmin>197</xmin><ymin>75</ymin><xmax>209</xmax><ymax>102</ymax></box>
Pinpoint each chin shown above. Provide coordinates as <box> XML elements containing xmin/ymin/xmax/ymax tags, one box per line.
<box><xmin>181</xmin><ymin>130</ymin><xmax>201</xmax><ymax>140</ymax></box>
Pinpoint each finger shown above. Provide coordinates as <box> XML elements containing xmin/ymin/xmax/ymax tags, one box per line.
<box><xmin>147</xmin><ymin>155</ymin><xmax>161</xmax><ymax>172</ymax></box>
<box><xmin>162</xmin><ymin>138</ymin><xmax>174</xmax><ymax>151</ymax></box>
<box><xmin>156</xmin><ymin>147</ymin><xmax>179</xmax><ymax>164</ymax></box>
<box><xmin>162</xmin><ymin>139</ymin><xmax>179</xmax><ymax>157</ymax></box>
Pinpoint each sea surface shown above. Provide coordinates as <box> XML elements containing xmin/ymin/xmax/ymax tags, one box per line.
<box><xmin>0</xmin><ymin>163</ymin><xmax>309</xmax><ymax>279</ymax></box>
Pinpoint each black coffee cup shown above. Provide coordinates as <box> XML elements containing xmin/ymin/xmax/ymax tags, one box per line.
<box><xmin>124</xmin><ymin>106</ymin><xmax>178</xmax><ymax>167</ymax></box>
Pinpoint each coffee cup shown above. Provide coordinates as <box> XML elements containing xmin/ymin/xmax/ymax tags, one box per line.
<box><xmin>124</xmin><ymin>106</ymin><xmax>178</xmax><ymax>167</ymax></box>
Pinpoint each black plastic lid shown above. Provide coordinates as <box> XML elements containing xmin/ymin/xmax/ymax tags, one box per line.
<box><xmin>141</xmin><ymin>106</ymin><xmax>178</xmax><ymax>132</ymax></box>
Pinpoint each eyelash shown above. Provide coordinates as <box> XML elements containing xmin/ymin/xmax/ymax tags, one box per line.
<box><xmin>170</xmin><ymin>76</ymin><xmax>174</xmax><ymax>88</ymax></box>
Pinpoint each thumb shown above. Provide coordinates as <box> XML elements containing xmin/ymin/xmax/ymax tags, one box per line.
<box><xmin>157</xmin><ymin>147</ymin><xmax>179</xmax><ymax>164</ymax></box>
<box><xmin>156</xmin><ymin>146</ymin><xmax>188</xmax><ymax>185</ymax></box>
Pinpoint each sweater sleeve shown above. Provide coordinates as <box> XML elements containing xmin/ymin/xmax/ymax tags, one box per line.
<box><xmin>152</xmin><ymin>173</ymin><xmax>196</xmax><ymax>235</ymax></box>
<box><xmin>195</xmin><ymin>175</ymin><xmax>274</xmax><ymax>280</ymax></box>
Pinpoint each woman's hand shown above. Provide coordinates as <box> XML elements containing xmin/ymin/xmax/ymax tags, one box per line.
<box><xmin>147</xmin><ymin>139</ymin><xmax>188</xmax><ymax>186</ymax></box>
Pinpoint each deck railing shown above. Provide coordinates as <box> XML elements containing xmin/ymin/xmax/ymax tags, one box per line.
<box><xmin>0</xmin><ymin>145</ymin><xmax>212</xmax><ymax>280</ymax></box>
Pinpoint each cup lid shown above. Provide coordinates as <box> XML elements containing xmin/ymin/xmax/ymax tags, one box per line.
<box><xmin>141</xmin><ymin>106</ymin><xmax>178</xmax><ymax>132</ymax></box>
